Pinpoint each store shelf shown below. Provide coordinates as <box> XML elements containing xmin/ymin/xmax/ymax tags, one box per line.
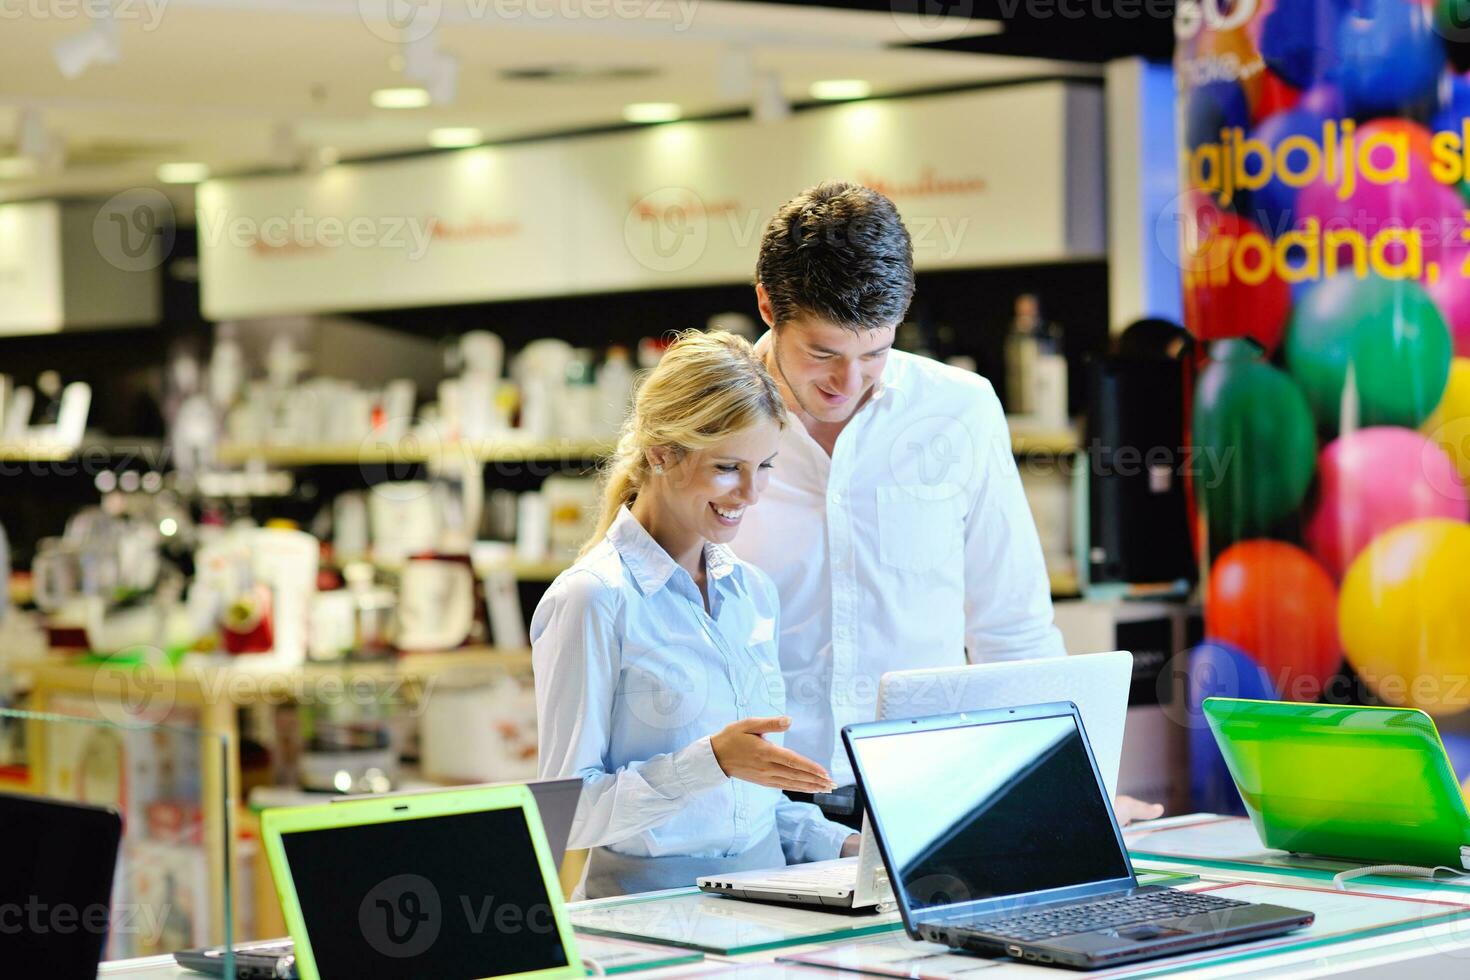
<box><xmin>0</xmin><ymin>437</ymin><xmax>164</xmax><ymax>463</ymax></box>
<box><xmin>1010</xmin><ymin>431</ymin><xmax>1081</xmax><ymax>455</ymax></box>
<box><xmin>215</xmin><ymin>438</ymin><xmax>615</xmax><ymax>467</ymax></box>
<box><xmin>12</xmin><ymin>646</ymin><xmax>533</xmax><ymax>706</ymax></box>
<box><xmin>1049</xmin><ymin>570</ymin><xmax>1081</xmax><ymax>596</ymax></box>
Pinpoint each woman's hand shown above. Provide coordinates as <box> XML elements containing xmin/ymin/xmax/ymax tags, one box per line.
<box><xmin>840</xmin><ymin>834</ymin><xmax>862</xmax><ymax>858</ymax></box>
<box><xmin>710</xmin><ymin>716</ymin><xmax>836</xmax><ymax>793</ymax></box>
<box><xmin>1113</xmin><ymin>794</ymin><xmax>1164</xmax><ymax>826</ymax></box>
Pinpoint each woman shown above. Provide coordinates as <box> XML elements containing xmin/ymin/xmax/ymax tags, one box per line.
<box><xmin>532</xmin><ymin>330</ymin><xmax>858</xmax><ymax>899</ymax></box>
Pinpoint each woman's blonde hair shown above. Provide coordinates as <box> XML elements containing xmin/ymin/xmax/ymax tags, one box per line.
<box><xmin>582</xmin><ymin>329</ymin><xmax>787</xmax><ymax>555</ymax></box>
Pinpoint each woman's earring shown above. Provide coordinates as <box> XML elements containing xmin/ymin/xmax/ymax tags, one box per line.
<box><xmin>652</xmin><ymin>464</ymin><xmax>664</xmax><ymax>474</ymax></box>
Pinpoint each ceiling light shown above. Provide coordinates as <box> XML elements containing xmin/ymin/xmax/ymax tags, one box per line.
<box><xmin>372</xmin><ymin>87</ymin><xmax>431</xmax><ymax>109</ymax></box>
<box><xmin>0</xmin><ymin>157</ymin><xmax>38</xmax><ymax>179</ymax></box>
<box><xmin>810</xmin><ymin>79</ymin><xmax>872</xmax><ymax>101</ymax></box>
<box><xmin>429</xmin><ymin>127</ymin><xmax>483</xmax><ymax>148</ymax></box>
<box><xmin>623</xmin><ymin>102</ymin><xmax>681</xmax><ymax>124</ymax></box>
<box><xmin>157</xmin><ymin>162</ymin><xmax>210</xmax><ymax>184</ymax></box>
<box><xmin>52</xmin><ymin>7</ymin><xmax>120</xmax><ymax>80</ymax></box>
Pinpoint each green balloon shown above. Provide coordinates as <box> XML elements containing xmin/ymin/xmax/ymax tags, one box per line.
<box><xmin>1193</xmin><ymin>340</ymin><xmax>1317</xmax><ymax>546</ymax></box>
<box><xmin>1284</xmin><ymin>274</ymin><xmax>1451</xmax><ymax>431</ymax></box>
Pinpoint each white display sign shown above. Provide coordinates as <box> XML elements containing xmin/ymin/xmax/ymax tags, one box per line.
<box><xmin>200</xmin><ymin>83</ymin><xmax>1103</xmax><ymax>318</ymax></box>
<box><xmin>0</xmin><ymin>202</ymin><xmax>64</xmax><ymax>334</ymax></box>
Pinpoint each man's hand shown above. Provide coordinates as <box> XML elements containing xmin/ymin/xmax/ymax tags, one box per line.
<box><xmin>1114</xmin><ymin>794</ymin><xmax>1164</xmax><ymax>826</ymax></box>
<box><xmin>840</xmin><ymin>834</ymin><xmax>862</xmax><ymax>858</ymax></box>
<box><xmin>710</xmin><ymin>716</ymin><xmax>836</xmax><ymax>793</ymax></box>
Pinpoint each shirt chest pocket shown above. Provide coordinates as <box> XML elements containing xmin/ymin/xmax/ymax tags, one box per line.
<box><xmin>876</xmin><ymin>484</ymin><xmax>965</xmax><ymax>574</ymax></box>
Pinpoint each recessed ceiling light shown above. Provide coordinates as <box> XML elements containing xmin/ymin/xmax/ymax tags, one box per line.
<box><xmin>623</xmin><ymin>102</ymin><xmax>680</xmax><ymax>124</ymax></box>
<box><xmin>0</xmin><ymin>156</ymin><xmax>38</xmax><ymax>179</ymax></box>
<box><xmin>429</xmin><ymin>127</ymin><xmax>483</xmax><ymax>148</ymax></box>
<box><xmin>372</xmin><ymin>87</ymin><xmax>431</xmax><ymax>109</ymax></box>
<box><xmin>156</xmin><ymin>162</ymin><xmax>210</xmax><ymax>184</ymax></box>
<box><xmin>810</xmin><ymin>79</ymin><xmax>872</xmax><ymax>101</ymax></box>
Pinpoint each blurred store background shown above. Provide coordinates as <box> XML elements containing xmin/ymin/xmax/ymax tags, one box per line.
<box><xmin>7</xmin><ymin>0</ymin><xmax>1470</xmax><ymax>959</ymax></box>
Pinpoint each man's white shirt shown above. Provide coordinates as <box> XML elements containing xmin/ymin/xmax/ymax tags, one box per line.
<box><xmin>731</xmin><ymin>343</ymin><xmax>1066</xmax><ymax>785</ymax></box>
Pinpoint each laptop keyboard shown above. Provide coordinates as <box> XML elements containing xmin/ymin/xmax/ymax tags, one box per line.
<box><xmin>978</xmin><ymin>890</ymin><xmax>1249</xmax><ymax>942</ymax></box>
<box><xmin>762</xmin><ymin>865</ymin><xmax>860</xmax><ymax>888</ymax></box>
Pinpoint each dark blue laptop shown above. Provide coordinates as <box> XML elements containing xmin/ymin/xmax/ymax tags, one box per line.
<box><xmin>842</xmin><ymin>702</ymin><xmax>1313</xmax><ymax>970</ymax></box>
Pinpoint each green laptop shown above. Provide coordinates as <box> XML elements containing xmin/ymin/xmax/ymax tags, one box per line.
<box><xmin>1203</xmin><ymin>697</ymin><xmax>1470</xmax><ymax>870</ymax></box>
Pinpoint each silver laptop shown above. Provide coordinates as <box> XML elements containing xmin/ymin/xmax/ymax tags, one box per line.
<box><xmin>698</xmin><ymin>651</ymin><xmax>1133</xmax><ymax>910</ymax></box>
<box><xmin>330</xmin><ymin>776</ymin><xmax>582</xmax><ymax>869</ymax></box>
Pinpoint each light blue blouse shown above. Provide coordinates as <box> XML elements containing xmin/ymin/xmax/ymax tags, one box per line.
<box><xmin>531</xmin><ymin>506</ymin><xmax>851</xmax><ymax>878</ymax></box>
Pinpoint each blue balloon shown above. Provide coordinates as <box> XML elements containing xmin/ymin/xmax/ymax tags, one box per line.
<box><xmin>1441</xmin><ymin>731</ymin><xmax>1470</xmax><ymax>784</ymax></box>
<box><xmin>1338</xmin><ymin>1</ymin><xmax>1444</xmax><ymax>116</ymax></box>
<box><xmin>1243</xmin><ymin>107</ymin><xmax>1331</xmax><ymax>235</ymax></box>
<box><xmin>1187</xmin><ymin>642</ymin><xmax>1279</xmax><ymax>816</ymax></box>
<box><xmin>1298</xmin><ymin>83</ymin><xmax>1345</xmax><ymax>119</ymax></box>
<box><xmin>1432</xmin><ymin>73</ymin><xmax>1470</xmax><ymax>138</ymax></box>
<box><xmin>1260</xmin><ymin>0</ymin><xmax>1344</xmax><ymax>89</ymax></box>
<box><xmin>1186</xmin><ymin>80</ymin><xmax>1250</xmax><ymax>150</ymax></box>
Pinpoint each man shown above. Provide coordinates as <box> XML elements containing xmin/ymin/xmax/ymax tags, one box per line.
<box><xmin>730</xmin><ymin>181</ymin><xmax>1162</xmax><ymax>828</ymax></box>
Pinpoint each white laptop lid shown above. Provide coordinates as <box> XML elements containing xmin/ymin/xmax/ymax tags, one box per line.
<box><xmin>877</xmin><ymin>651</ymin><xmax>1133</xmax><ymax>798</ymax></box>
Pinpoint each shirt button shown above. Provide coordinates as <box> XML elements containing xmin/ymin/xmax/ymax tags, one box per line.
<box><xmin>830</xmin><ymin>492</ymin><xmax>842</xmax><ymax>504</ymax></box>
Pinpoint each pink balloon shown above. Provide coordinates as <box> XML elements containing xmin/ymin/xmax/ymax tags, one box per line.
<box><xmin>1428</xmin><ymin>251</ymin><xmax>1470</xmax><ymax>357</ymax></box>
<box><xmin>1305</xmin><ymin>427</ymin><xmax>1470</xmax><ymax>579</ymax></box>
<box><xmin>1294</xmin><ymin>160</ymin><xmax>1466</xmax><ymax>278</ymax></box>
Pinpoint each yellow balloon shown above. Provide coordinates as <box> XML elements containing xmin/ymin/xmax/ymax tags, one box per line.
<box><xmin>1424</xmin><ymin>358</ymin><xmax>1470</xmax><ymax>486</ymax></box>
<box><xmin>1340</xmin><ymin>518</ymin><xmax>1470</xmax><ymax>717</ymax></box>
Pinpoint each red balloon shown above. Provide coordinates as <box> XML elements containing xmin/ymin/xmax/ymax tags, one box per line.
<box><xmin>1180</xmin><ymin>193</ymin><xmax>1293</xmax><ymax>353</ymax></box>
<box><xmin>1205</xmin><ymin>540</ymin><xmax>1342</xmax><ymax>701</ymax></box>
<box><xmin>1252</xmin><ymin>68</ymin><xmax>1302</xmax><ymax>124</ymax></box>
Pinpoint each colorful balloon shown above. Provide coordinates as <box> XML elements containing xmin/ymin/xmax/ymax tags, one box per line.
<box><xmin>1259</xmin><ymin>0</ymin><xmax>1342</xmax><ymax>89</ymax></box>
<box><xmin>1251</xmin><ymin>68</ymin><xmax>1302</xmax><ymax>123</ymax></box>
<box><xmin>1431</xmin><ymin>71</ymin><xmax>1470</xmax><ymax>139</ymax></box>
<box><xmin>1181</xmin><ymin>195</ymin><xmax>1293</xmax><ymax>353</ymax></box>
<box><xmin>1340</xmin><ymin>518</ymin><xmax>1470</xmax><ymax>717</ymax></box>
<box><xmin>1207</xmin><ymin>540</ymin><xmax>1342</xmax><ymax>703</ymax></box>
<box><xmin>1186</xmin><ymin>80</ymin><xmax>1251</xmax><ymax>151</ymax></box>
<box><xmin>1293</xmin><ymin>147</ymin><xmax>1467</xmax><ymax>279</ymax></box>
<box><xmin>1304</xmin><ymin>426</ymin><xmax>1469</xmax><ymax>579</ymax></box>
<box><xmin>1193</xmin><ymin>341</ymin><xmax>1317</xmax><ymax>544</ymax></box>
<box><xmin>1187</xmin><ymin>642</ymin><xmax>1280</xmax><ymax>816</ymax></box>
<box><xmin>1428</xmin><ymin>267</ymin><xmax>1470</xmax><ymax>358</ymax></box>
<box><xmin>1423</xmin><ymin>357</ymin><xmax>1470</xmax><ymax>483</ymax></box>
<box><xmin>1337</xmin><ymin>0</ymin><xmax>1444</xmax><ymax>116</ymax></box>
<box><xmin>1285</xmin><ymin>274</ymin><xmax>1452</xmax><ymax>430</ymax></box>
<box><xmin>1242</xmin><ymin>105</ymin><xmax>1334</xmax><ymax>233</ymax></box>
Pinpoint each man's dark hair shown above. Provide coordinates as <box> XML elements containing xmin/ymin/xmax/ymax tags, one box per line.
<box><xmin>756</xmin><ymin>180</ymin><xmax>915</xmax><ymax>330</ymax></box>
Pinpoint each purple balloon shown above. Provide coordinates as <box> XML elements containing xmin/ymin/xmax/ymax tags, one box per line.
<box><xmin>1188</xmin><ymin>642</ymin><xmax>1280</xmax><ymax>815</ymax></box>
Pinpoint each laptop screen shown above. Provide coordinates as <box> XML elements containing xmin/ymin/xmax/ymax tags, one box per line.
<box><xmin>850</xmin><ymin>711</ymin><xmax>1132</xmax><ymax>912</ymax></box>
<box><xmin>280</xmin><ymin>806</ymin><xmax>570</xmax><ymax>980</ymax></box>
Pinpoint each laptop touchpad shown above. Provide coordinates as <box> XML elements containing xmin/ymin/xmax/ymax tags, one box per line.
<box><xmin>1108</xmin><ymin>924</ymin><xmax>1191</xmax><ymax>941</ymax></box>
